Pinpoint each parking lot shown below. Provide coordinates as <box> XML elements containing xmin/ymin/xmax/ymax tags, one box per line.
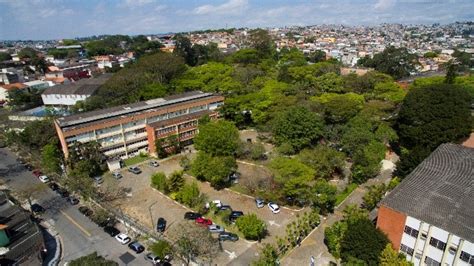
<box><xmin>106</xmin><ymin>154</ymin><xmax>306</xmax><ymax>265</ymax></box>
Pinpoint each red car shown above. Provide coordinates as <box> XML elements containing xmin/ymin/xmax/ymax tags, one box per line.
<box><xmin>195</xmin><ymin>217</ymin><xmax>213</xmax><ymax>226</ymax></box>
<box><xmin>33</xmin><ymin>170</ymin><xmax>42</xmax><ymax>178</ymax></box>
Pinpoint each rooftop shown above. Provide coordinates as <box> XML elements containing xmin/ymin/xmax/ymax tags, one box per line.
<box><xmin>42</xmin><ymin>74</ymin><xmax>111</xmax><ymax>96</ymax></box>
<box><xmin>381</xmin><ymin>143</ymin><xmax>474</xmax><ymax>242</ymax></box>
<box><xmin>56</xmin><ymin>91</ymin><xmax>217</xmax><ymax>129</ymax></box>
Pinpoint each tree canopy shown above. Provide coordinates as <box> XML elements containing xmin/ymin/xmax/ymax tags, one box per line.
<box><xmin>194</xmin><ymin>120</ymin><xmax>240</xmax><ymax>157</ymax></box>
<box><xmin>358</xmin><ymin>47</ymin><xmax>418</xmax><ymax>79</ymax></box>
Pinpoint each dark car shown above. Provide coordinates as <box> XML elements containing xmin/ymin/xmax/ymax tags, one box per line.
<box><xmin>78</xmin><ymin>206</ymin><xmax>93</xmax><ymax>217</ymax></box>
<box><xmin>184</xmin><ymin>212</ymin><xmax>202</xmax><ymax>220</ymax></box>
<box><xmin>31</xmin><ymin>203</ymin><xmax>45</xmax><ymax>214</ymax></box>
<box><xmin>103</xmin><ymin>226</ymin><xmax>120</xmax><ymax>237</ymax></box>
<box><xmin>48</xmin><ymin>182</ymin><xmax>59</xmax><ymax>191</ymax></box>
<box><xmin>56</xmin><ymin>188</ymin><xmax>69</xmax><ymax>198</ymax></box>
<box><xmin>128</xmin><ymin>166</ymin><xmax>142</xmax><ymax>175</ymax></box>
<box><xmin>229</xmin><ymin>211</ymin><xmax>244</xmax><ymax>221</ymax></box>
<box><xmin>32</xmin><ymin>169</ymin><xmax>42</xmax><ymax>178</ymax></box>
<box><xmin>219</xmin><ymin>232</ymin><xmax>239</xmax><ymax>242</ymax></box>
<box><xmin>128</xmin><ymin>241</ymin><xmax>145</xmax><ymax>254</ymax></box>
<box><xmin>25</xmin><ymin>164</ymin><xmax>33</xmax><ymax>171</ymax></box>
<box><xmin>68</xmin><ymin>196</ymin><xmax>79</xmax><ymax>205</ymax></box>
<box><xmin>156</xmin><ymin>217</ymin><xmax>166</xmax><ymax>232</ymax></box>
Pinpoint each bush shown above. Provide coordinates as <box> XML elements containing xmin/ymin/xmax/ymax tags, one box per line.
<box><xmin>235</xmin><ymin>213</ymin><xmax>266</xmax><ymax>240</ymax></box>
<box><xmin>167</xmin><ymin>171</ymin><xmax>184</xmax><ymax>193</ymax></box>
<box><xmin>175</xmin><ymin>182</ymin><xmax>207</xmax><ymax>209</ymax></box>
<box><xmin>151</xmin><ymin>172</ymin><xmax>168</xmax><ymax>193</ymax></box>
<box><xmin>149</xmin><ymin>240</ymin><xmax>172</xmax><ymax>258</ymax></box>
<box><xmin>69</xmin><ymin>252</ymin><xmax>117</xmax><ymax>266</ymax></box>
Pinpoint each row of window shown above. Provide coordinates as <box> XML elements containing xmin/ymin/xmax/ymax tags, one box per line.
<box><xmin>156</xmin><ymin>126</ymin><xmax>176</xmax><ymax>136</ymax></box>
<box><xmin>460</xmin><ymin>251</ymin><xmax>474</xmax><ymax>264</ymax></box>
<box><xmin>424</xmin><ymin>256</ymin><xmax>441</xmax><ymax>266</ymax></box>
<box><xmin>404</xmin><ymin>225</ymin><xmax>419</xmax><ymax>238</ymax></box>
<box><xmin>400</xmin><ymin>244</ymin><xmax>414</xmax><ymax>256</ymax></box>
<box><xmin>429</xmin><ymin>237</ymin><xmax>447</xmax><ymax>251</ymax></box>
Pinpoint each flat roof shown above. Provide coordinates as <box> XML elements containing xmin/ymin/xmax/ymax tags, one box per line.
<box><xmin>42</xmin><ymin>74</ymin><xmax>112</xmax><ymax>96</ymax></box>
<box><xmin>381</xmin><ymin>143</ymin><xmax>474</xmax><ymax>242</ymax></box>
<box><xmin>57</xmin><ymin>91</ymin><xmax>218</xmax><ymax>129</ymax></box>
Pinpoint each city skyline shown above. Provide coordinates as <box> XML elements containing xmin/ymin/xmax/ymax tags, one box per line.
<box><xmin>0</xmin><ymin>0</ymin><xmax>473</xmax><ymax>40</ymax></box>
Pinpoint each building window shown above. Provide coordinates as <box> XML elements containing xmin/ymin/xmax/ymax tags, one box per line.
<box><xmin>400</xmin><ymin>243</ymin><xmax>414</xmax><ymax>256</ymax></box>
<box><xmin>404</xmin><ymin>225</ymin><xmax>419</xmax><ymax>238</ymax></box>
<box><xmin>424</xmin><ymin>256</ymin><xmax>441</xmax><ymax>266</ymax></box>
<box><xmin>429</xmin><ymin>237</ymin><xmax>446</xmax><ymax>251</ymax></box>
<box><xmin>460</xmin><ymin>251</ymin><xmax>474</xmax><ymax>264</ymax></box>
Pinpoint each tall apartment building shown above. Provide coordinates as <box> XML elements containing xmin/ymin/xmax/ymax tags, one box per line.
<box><xmin>54</xmin><ymin>91</ymin><xmax>224</xmax><ymax>160</ymax></box>
<box><xmin>377</xmin><ymin>144</ymin><xmax>474</xmax><ymax>266</ymax></box>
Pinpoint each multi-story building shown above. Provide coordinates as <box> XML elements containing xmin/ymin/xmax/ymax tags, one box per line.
<box><xmin>54</xmin><ymin>91</ymin><xmax>224</xmax><ymax>161</ymax></box>
<box><xmin>377</xmin><ymin>143</ymin><xmax>474</xmax><ymax>266</ymax></box>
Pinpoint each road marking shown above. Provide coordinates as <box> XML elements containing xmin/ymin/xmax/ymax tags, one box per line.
<box><xmin>224</xmin><ymin>249</ymin><xmax>237</xmax><ymax>259</ymax></box>
<box><xmin>269</xmin><ymin>220</ymin><xmax>281</xmax><ymax>227</ymax></box>
<box><xmin>60</xmin><ymin>210</ymin><xmax>92</xmax><ymax>237</ymax></box>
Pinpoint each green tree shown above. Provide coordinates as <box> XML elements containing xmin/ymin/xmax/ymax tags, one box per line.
<box><xmin>307</xmin><ymin>50</ymin><xmax>326</xmax><ymax>63</ymax></box>
<box><xmin>358</xmin><ymin>47</ymin><xmax>418</xmax><ymax>79</ymax></box>
<box><xmin>155</xmin><ymin>138</ymin><xmax>168</xmax><ymax>159</ymax></box>
<box><xmin>149</xmin><ymin>240</ymin><xmax>172</xmax><ymax>259</ymax></box>
<box><xmin>171</xmin><ymin>223</ymin><xmax>220</xmax><ymax>265</ymax></box>
<box><xmin>151</xmin><ymin>172</ymin><xmax>168</xmax><ymax>193</ymax></box>
<box><xmin>252</xmin><ymin>244</ymin><xmax>279</xmax><ymax>266</ymax></box>
<box><xmin>41</xmin><ymin>143</ymin><xmax>62</xmax><ymax>174</ymax></box>
<box><xmin>67</xmin><ymin>142</ymin><xmax>106</xmax><ymax>177</ymax></box>
<box><xmin>167</xmin><ymin>171</ymin><xmax>184</xmax><ymax>193</ymax></box>
<box><xmin>175</xmin><ymin>182</ymin><xmax>207</xmax><ymax>209</ymax></box>
<box><xmin>272</xmin><ymin>106</ymin><xmax>323</xmax><ymax>153</ymax></box>
<box><xmin>379</xmin><ymin>244</ymin><xmax>412</xmax><ymax>266</ymax></box>
<box><xmin>312</xmin><ymin>93</ymin><xmax>364</xmax><ymax>123</ymax></box>
<box><xmin>297</xmin><ymin>146</ymin><xmax>345</xmax><ymax>180</ymax></box>
<box><xmin>362</xmin><ymin>184</ymin><xmax>387</xmax><ymax>210</ymax></box>
<box><xmin>311</xmin><ymin>179</ymin><xmax>337</xmax><ymax>214</ymax></box>
<box><xmin>194</xmin><ymin>120</ymin><xmax>239</xmax><ymax>157</ymax></box>
<box><xmin>248</xmin><ymin>29</ymin><xmax>273</xmax><ymax>58</ymax></box>
<box><xmin>373</xmin><ymin>82</ymin><xmax>406</xmax><ymax>104</ymax></box>
<box><xmin>340</xmin><ymin>218</ymin><xmax>389</xmax><ymax>265</ymax></box>
<box><xmin>69</xmin><ymin>252</ymin><xmax>118</xmax><ymax>266</ymax></box>
<box><xmin>191</xmin><ymin>152</ymin><xmax>236</xmax><ymax>189</ymax></box>
<box><xmin>18</xmin><ymin>47</ymin><xmax>38</xmax><ymax>59</ymax></box>
<box><xmin>235</xmin><ymin>213</ymin><xmax>267</xmax><ymax>240</ymax></box>
<box><xmin>324</xmin><ymin>221</ymin><xmax>348</xmax><ymax>259</ymax></box>
<box><xmin>0</xmin><ymin>52</ymin><xmax>12</xmax><ymax>61</ymax></box>
<box><xmin>270</xmin><ymin>157</ymin><xmax>315</xmax><ymax>199</ymax></box>
<box><xmin>174</xmin><ymin>34</ymin><xmax>196</xmax><ymax>66</ymax></box>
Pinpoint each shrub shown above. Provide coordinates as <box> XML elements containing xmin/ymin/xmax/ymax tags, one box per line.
<box><xmin>150</xmin><ymin>240</ymin><xmax>172</xmax><ymax>258</ymax></box>
<box><xmin>167</xmin><ymin>170</ymin><xmax>184</xmax><ymax>192</ymax></box>
<box><xmin>235</xmin><ymin>213</ymin><xmax>266</xmax><ymax>240</ymax></box>
<box><xmin>175</xmin><ymin>182</ymin><xmax>207</xmax><ymax>209</ymax></box>
<box><xmin>151</xmin><ymin>172</ymin><xmax>168</xmax><ymax>193</ymax></box>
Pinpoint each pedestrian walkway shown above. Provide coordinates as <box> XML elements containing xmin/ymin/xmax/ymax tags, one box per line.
<box><xmin>281</xmin><ymin>154</ymin><xmax>397</xmax><ymax>266</ymax></box>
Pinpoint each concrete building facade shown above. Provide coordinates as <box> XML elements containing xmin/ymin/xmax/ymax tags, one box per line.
<box><xmin>377</xmin><ymin>144</ymin><xmax>474</xmax><ymax>266</ymax></box>
<box><xmin>54</xmin><ymin>91</ymin><xmax>224</xmax><ymax>160</ymax></box>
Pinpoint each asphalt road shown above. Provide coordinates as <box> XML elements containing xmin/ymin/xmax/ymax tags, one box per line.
<box><xmin>0</xmin><ymin>148</ymin><xmax>149</xmax><ymax>266</ymax></box>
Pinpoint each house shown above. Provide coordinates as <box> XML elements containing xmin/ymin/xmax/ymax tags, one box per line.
<box><xmin>377</xmin><ymin>144</ymin><xmax>474</xmax><ymax>266</ymax></box>
<box><xmin>41</xmin><ymin>74</ymin><xmax>111</xmax><ymax>109</ymax></box>
<box><xmin>0</xmin><ymin>83</ymin><xmax>27</xmax><ymax>102</ymax></box>
<box><xmin>23</xmin><ymin>80</ymin><xmax>49</xmax><ymax>91</ymax></box>
<box><xmin>0</xmin><ymin>68</ymin><xmax>24</xmax><ymax>84</ymax></box>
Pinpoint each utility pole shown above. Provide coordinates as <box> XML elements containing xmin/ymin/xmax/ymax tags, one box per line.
<box><xmin>148</xmin><ymin>201</ymin><xmax>158</xmax><ymax>230</ymax></box>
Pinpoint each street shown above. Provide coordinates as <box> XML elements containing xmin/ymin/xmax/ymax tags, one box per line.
<box><xmin>0</xmin><ymin>148</ymin><xmax>149</xmax><ymax>266</ymax></box>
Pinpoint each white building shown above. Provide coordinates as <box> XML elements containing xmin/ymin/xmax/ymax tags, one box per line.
<box><xmin>377</xmin><ymin>144</ymin><xmax>474</xmax><ymax>266</ymax></box>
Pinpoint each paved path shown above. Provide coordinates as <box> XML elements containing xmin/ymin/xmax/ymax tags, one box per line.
<box><xmin>281</xmin><ymin>156</ymin><xmax>397</xmax><ymax>266</ymax></box>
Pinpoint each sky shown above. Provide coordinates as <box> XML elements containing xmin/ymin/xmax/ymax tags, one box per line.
<box><xmin>0</xmin><ymin>0</ymin><xmax>473</xmax><ymax>40</ymax></box>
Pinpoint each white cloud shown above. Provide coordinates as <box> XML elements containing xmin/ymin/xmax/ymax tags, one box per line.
<box><xmin>374</xmin><ymin>0</ymin><xmax>396</xmax><ymax>11</ymax></box>
<box><xmin>39</xmin><ymin>8</ymin><xmax>57</xmax><ymax>18</ymax></box>
<box><xmin>193</xmin><ymin>0</ymin><xmax>248</xmax><ymax>15</ymax></box>
<box><xmin>121</xmin><ymin>0</ymin><xmax>156</xmax><ymax>8</ymax></box>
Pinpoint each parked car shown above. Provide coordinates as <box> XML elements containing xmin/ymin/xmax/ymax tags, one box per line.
<box><xmin>268</xmin><ymin>202</ymin><xmax>280</xmax><ymax>214</ymax></box>
<box><xmin>31</xmin><ymin>203</ymin><xmax>45</xmax><ymax>214</ymax></box>
<box><xmin>56</xmin><ymin>188</ymin><xmax>69</xmax><ymax>198</ymax></box>
<box><xmin>144</xmin><ymin>253</ymin><xmax>161</xmax><ymax>264</ymax></box>
<box><xmin>149</xmin><ymin>161</ymin><xmax>159</xmax><ymax>167</ymax></box>
<box><xmin>38</xmin><ymin>175</ymin><xmax>50</xmax><ymax>183</ymax></box>
<box><xmin>25</xmin><ymin>164</ymin><xmax>33</xmax><ymax>171</ymax></box>
<box><xmin>219</xmin><ymin>232</ymin><xmax>239</xmax><ymax>242</ymax></box>
<box><xmin>128</xmin><ymin>241</ymin><xmax>145</xmax><ymax>253</ymax></box>
<box><xmin>112</xmin><ymin>171</ymin><xmax>122</xmax><ymax>179</ymax></box>
<box><xmin>255</xmin><ymin>198</ymin><xmax>265</xmax><ymax>208</ymax></box>
<box><xmin>128</xmin><ymin>166</ymin><xmax>142</xmax><ymax>174</ymax></box>
<box><xmin>48</xmin><ymin>182</ymin><xmax>59</xmax><ymax>191</ymax></box>
<box><xmin>195</xmin><ymin>217</ymin><xmax>213</xmax><ymax>226</ymax></box>
<box><xmin>78</xmin><ymin>206</ymin><xmax>93</xmax><ymax>217</ymax></box>
<box><xmin>184</xmin><ymin>212</ymin><xmax>201</xmax><ymax>220</ymax></box>
<box><xmin>229</xmin><ymin>211</ymin><xmax>244</xmax><ymax>221</ymax></box>
<box><xmin>103</xmin><ymin>226</ymin><xmax>120</xmax><ymax>237</ymax></box>
<box><xmin>68</xmin><ymin>196</ymin><xmax>79</xmax><ymax>205</ymax></box>
<box><xmin>205</xmin><ymin>200</ymin><xmax>222</xmax><ymax>209</ymax></box>
<box><xmin>115</xmin><ymin>233</ymin><xmax>131</xmax><ymax>245</ymax></box>
<box><xmin>216</xmin><ymin>205</ymin><xmax>232</xmax><ymax>213</ymax></box>
<box><xmin>208</xmin><ymin>224</ymin><xmax>225</xmax><ymax>233</ymax></box>
<box><xmin>156</xmin><ymin>217</ymin><xmax>166</xmax><ymax>232</ymax></box>
<box><xmin>32</xmin><ymin>169</ymin><xmax>42</xmax><ymax>177</ymax></box>
<box><xmin>93</xmin><ymin>176</ymin><xmax>104</xmax><ymax>185</ymax></box>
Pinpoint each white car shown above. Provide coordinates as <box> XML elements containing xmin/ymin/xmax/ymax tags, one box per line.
<box><xmin>205</xmin><ymin>200</ymin><xmax>222</xmax><ymax>209</ymax></box>
<box><xmin>38</xmin><ymin>175</ymin><xmax>50</xmax><ymax>183</ymax></box>
<box><xmin>208</xmin><ymin>224</ymin><xmax>225</xmax><ymax>233</ymax></box>
<box><xmin>268</xmin><ymin>202</ymin><xmax>280</xmax><ymax>214</ymax></box>
<box><xmin>115</xmin><ymin>233</ymin><xmax>131</xmax><ymax>244</ymax></box>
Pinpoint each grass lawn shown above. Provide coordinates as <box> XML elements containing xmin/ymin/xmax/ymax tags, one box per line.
<box><xmin>123</xmin><ymin>155</ymin><xmax>149</xmax><ymax>166</ymax></box>
<box><xmin>335</xmin><ymin>183</ymin><xmax>358</xmax><ymax>206</ymax></box>
<box><xmin>228</xmin><ymin>183</ymin><xmax>252</xmax><ymax>196</ymax></box>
